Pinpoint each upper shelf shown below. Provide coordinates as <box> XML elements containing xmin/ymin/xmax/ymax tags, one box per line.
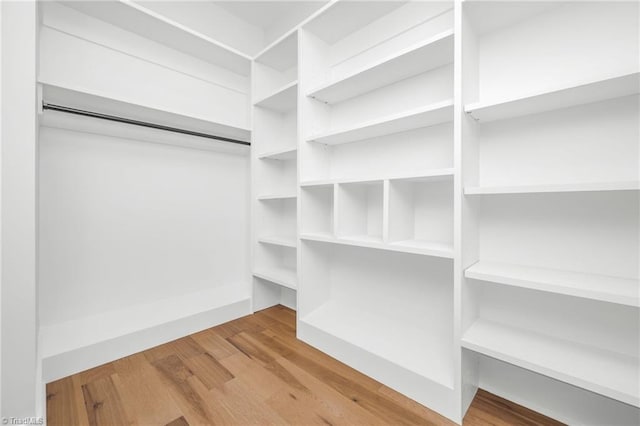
<box><xmin>464</xmin><ymin>181</ymin><xmax>640</xmax><ymax>195</ymax></box>
<box><xmin>462</xmin><ymin>319</ymin><xmax>640</xmax><ymax>407</ymax></box>
<box><xmin>307</xmin><ymin>29</ymin><xmax>454</xmax><ymax>104</ymax></box>
<box><xmin>255</xmin><ymin>32</ymin><xmax>298</xmax><ymax>72</ymax></box>
<box><xmin>465</xmin><ymin>71</ymin><xmax>640</xmax><ymax>122</ymax></box>
<box><xmin>254</xmin><ymin>81</ymin><xmax>298</xmax><ymax>113</ymax></box>
<box><xmin>62</xmin><ymin>0</ymin><xmax>251</xmax><ymax>76</ymax></box>
<box><xmin>308</xmin><ymin>100</ymin><xmax>453</xmax><ymax>145</ymax></box>
<box><xmin>258</xmin><ymin>147</ymin><xmax>297</xmax><ymax>161</ymax></box>
<box><xmin>466</xmin><ymin>260</ymin><xmax>639</xmax><ymax>308</ymax></box>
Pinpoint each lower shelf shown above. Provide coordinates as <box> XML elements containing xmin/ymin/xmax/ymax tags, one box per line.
<box><xmin>40</xmin><ymin>284</ymin><xmax>250</xmax><ymax>383</ymax></box>
<box><xmin>301</xmin><ymin>233</ymin><xmax>453</xmax><ymax>258</ymax></box>
<box><xmin>301</xmin><ymin>301</ymin><xmax>454</xmax><ymax>388</ymax></box>
<box><xmin>461</xmin><ymin>319</ymin><xmax>640</xmax><ymax>407</ymax></box>
<box><xmin>253</xmin><ymin>266</ymin><xmax>297</xmax><ymax>290</ymax></box>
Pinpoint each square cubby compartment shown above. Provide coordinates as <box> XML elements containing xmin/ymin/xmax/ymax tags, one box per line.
<box><xmin>388</xmin><ymin>176</ymin><xmax>453</xmax><ymax>252</ymax></box>
<box><xmin>336</xmin><ymin>181</ymin><xmax>383</xmax><ymax>243</ymax></box>
<box><xmin>301</xmin><ymin>184</ymin><xmax>334</xmax><ymax>237</ymax></box>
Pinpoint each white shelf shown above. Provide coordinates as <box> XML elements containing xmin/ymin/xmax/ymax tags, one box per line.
<box><xmin>257</xmin><ymin>193</ymin><xmax>297</xmax><ymax>201</ymax></box>
<box><xmin>301</xmin><ymin>300</ymin><xmax>454</xmax><ymax>388</ymax></box>
<box><xmin>253</xmin><ymin>266</ymin><xmax>297</xmax><ymax>290</ymax></box>
<box><xmin>462</xmin><ymin>319</ymin><xmax>640</xmax><ymax>407</ymax></box>
<box><xmin>40</xmin><ymin>285</ymin><xmax>250</xmax><ymax>382</ymax></box>
<box><xmin>301</xmin><ymin>168</ymin><xmax>454</xmax><ymax>187</ymax></box>
<box><xmin>301</xmin><ymin>233</ymin><xmax>454</xmax><ymax>259</ymax></box>
<box><xmin>307</xmin><ymin>30</ymin><xmax>454</xmax><ymax>104</ymax></box>
<box><xmin>258</xmin><ymin>235</ymin><xmax>297</xmax><ymax>249</ymax></box>
<box><xmin>308</xmin><ymin>100</ymin><xmax>453</xmax><ymax>146</ymax></box>
<box><xmin>62</xmin><ymin>0</ymin><xmax>251</xmax><ymax>75</ymax></box>
<box><xmin>465</xmin><ymin>71</ymin><xmax>640</xmax><ymax>122</ymax></box>
<box><xmin>254</xmin><ymin>80</ymin><xmax>298</xmax><ymax>112</ymax></box>
<box><xmin>465</xmin><ymin>181</ymin><xmax>640</xmax><ymax>195</ymax></box>
<box><xmin>466</xmin><ymin>261</ymin><xmax>640</xmax><ymax>308</ymax></box>
<box><xmin>257</xmin><ymin>147</ymin><xmax>297</xmax><ymax>161</ymax></box>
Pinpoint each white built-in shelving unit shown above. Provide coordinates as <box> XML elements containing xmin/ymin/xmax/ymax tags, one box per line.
<box><xmin>252</xmin><ymin>31</ymin><xmax>299</xmax><ymax>311</ymax></box>
<box><xmin>459</xmin><ymin>2</ymin><xmax>640</xmax><ymax>424</ymax></box>
<box><xmin>297</xmin><ymin>1</ymin><xmax>459</xmax><ymax>420</ymax></box>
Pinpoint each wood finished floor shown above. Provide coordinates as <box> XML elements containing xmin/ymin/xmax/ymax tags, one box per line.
<box><xmin>47</xmin><ymin>305</ymin><xmax>564</xmax><ymax>426</ymax></box>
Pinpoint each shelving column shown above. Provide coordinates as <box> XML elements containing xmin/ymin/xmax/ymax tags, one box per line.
<box><xmin>251</xmin><ymin>32</ymin><xmax>299</xmax><ymax>311</ymax></box>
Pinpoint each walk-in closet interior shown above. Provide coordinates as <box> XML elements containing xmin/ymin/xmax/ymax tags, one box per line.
<box><xmin>0</xmin><ymin>0</ymin><xmax>638</xmax><ymax>424</ymax></box>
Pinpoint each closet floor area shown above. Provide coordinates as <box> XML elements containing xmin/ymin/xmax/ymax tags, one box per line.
<box><xmin>46</xmin><ymin>306</ymin><xmax>562</xmax><ymax>426</ymax></box>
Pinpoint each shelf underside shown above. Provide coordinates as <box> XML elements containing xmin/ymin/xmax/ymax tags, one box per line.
<box><xmin>465</xmin><ymin>71</ymin><xmax>640</xmax><ymax>122</ymax></box>
<box><xmin>253</xmin><ymin>266</ymin><xmax>297</xmax><ymax>290</ymax></box>
<box><xmin>465</xmin><ymin>181</ymin><xmax>640</xmax><ymax>195</ymax></box>
<box><xmin>308</xmin><ymin>30</ymin><xmax>454</xmax><ymax>104</ymax></box>
<box><xmin>308</xmin><ymin>100</ymin><xmax>453</xmax><ymax>146</ymax></box>
<box><xmin>301</xmin><ymin>233</ymin><xmax>453</xmax><ymax>258</ymax></box>
<box><xmin>466</xmin><ymin>260</ymin><xmax>639</xmax><ymax>307</ymax></box>
<box><xmin>258</xmin><ymin>235</ymin><xmax>297</xmax><ymax>248</ymax></box>
<box><xmin>302</xmin><ymin>300</ymin><xmax>454</xmax><ymax>388</ymax></box>
<box><xmin>462</xmin><ymin>319</ymin><xmax>640</xmax><ymax>407</ymax></box>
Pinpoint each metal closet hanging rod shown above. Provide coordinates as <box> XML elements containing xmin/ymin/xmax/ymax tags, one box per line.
<box><xmin>42</xmin><ymin>103</ymin><xmax>251</xmax><ymax>146</ymax></box>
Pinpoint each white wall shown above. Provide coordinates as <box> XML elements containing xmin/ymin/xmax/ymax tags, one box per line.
<box><xmin>38</xmin><ymin>125</ymin><xmax>250</xmax><ymax>326</ymax></box>
<box><xmin>1</xmin><ymin>0</ymin><xmax>38</xmax><ymax>417</ymax></box>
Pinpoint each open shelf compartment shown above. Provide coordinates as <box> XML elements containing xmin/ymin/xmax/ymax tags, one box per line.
<box><xmin>336</xmin><ymin>181</ymin><xmax>383</xmax><ymax>243</ymax></box>
<box><xmin>253</xmin><ymin>243</ymin><xmax>297</xmax><ymax>290</ymax></box>
<box><xmin>301</xmin><ymin>184</ymin><xmax>334</xmax><ymax>238</ymax></box>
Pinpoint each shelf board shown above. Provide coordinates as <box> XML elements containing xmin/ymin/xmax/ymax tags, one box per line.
<box><xmin>300</xmin><ymin>168</ymin><xmax>454</xmax><ymax>187</ymax></box>
<box><xmin>253</xmin><ymin>266</ymin><xmax>297</xmax><ymax>290</ymax></box>
<box><xmin>462</xmin><ymin>319</ymin><xmax>640</xmax><ymax>407</ymax></box>
<box><xmin>300</xmin><ymin>233</ymin><xmax>454</xmax><ymax>259</ymax></box>
<box><xmin>257</xmin><ymin>147</ymin><xmax>297</xmax><ymax>161</ymax></box>
<box><xmin>301</xmin><ymin>300</ymin><xmax>454</xmax><ymax>388</ymax></box>
<box><xmin>307</xmin><ymin>29</ymin><xmax>454</xmax><ymax>104</ymax></box>
<box><xmin>254</xmin><ymin>80</ymin><xmax>298</xmax><ymax>112</ymax></box>
<box><xmin>258</xmin><ymin>235</ymin><xmax>297</xmax><ymax>248</ymax></box>
<box><xmin>308</xmin><ymin>100</ymin><xmax>454</xmax><ymax>146</ymax></box>
<box><xmin>464</xmin><ymin>181</ymin><xmax>640</xmax><ymax>195</ymax></box>
<box><xmin>257</xmin><ymin>193</ymin><xmax>297</xmax><ymax>201</ymax></box>
<box><xmin>466</xmin><ymin>261</ymin><xmax>639</xmax><ymax>307</ymax></box>
<box><xmin>465</xmin><ymin>71</ymin><xmax>640</xmax><ymax>122</ymax></box>
<box><xmin>62</xmin><ymin>0</ymin><xmax>251</xmax><ymax>76</ymax></box>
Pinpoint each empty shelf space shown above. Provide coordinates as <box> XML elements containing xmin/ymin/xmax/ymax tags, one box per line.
<box><xmin>253</xmin><ymin>267</ymin><xmax>297</xmax><ymax>290</ymax></box>
<box><xmin>59</xmin><ymin>0</ymin><xmax>250</xmax><ymax>75</ymax></box>
<box><xmin>464</xmin><ymin>181</ymin><xmax>640</xmax><ymax>195</ymax></box>
<box><xmin>258</xmin><ymin>235</ymin><xmax>297</xmax><ymax>248</ymax></box>
<box><xmin>300</xmin><ymin>233</ymin><xmax>454</xmax><ymax>258</ymax></box>
<box><xmin>301</xmin><ymin>300</ymin><xmax>454</xmax><ymax>388</ymax></box>
<box><xmin>461</xmin><ymin>319</ymin><xmax>640</xmax><ymax>407</ymax></box>
<box><xmin>465</xmin><ymin>71</ymin><xmax>640</xmax><ymax>122</ymax></box>
<box><xmin>254</xmin><ymin>81</ymin><xmax>298</xmax><ymax>112</ymax></box>
<box><xmin>308</xmin><ymin>100</ymin><xmax>453</xmax><ymax>146</ymax></box>
<box><xmin>300</xmin><ymin>168</ymin><xmax>454</xmax><ymax>187</ymax></box>
<box><xmin>466</xmin><ymin>261</ymin><xmax>639</xmax><ymax>307</ymax></box>
<box><xmin>257</xmin><ymin>193</ymin><xmax>297</xmax><ymax>201</ymax></box>
<box><xmin>307</xmin><ymin>30</ymin><xmax>454</xmax><ymax>104</ymax></box>
<box><xmin>258</xmin><ymin>147</ymin><xmax>297</xmax><ymax>161</ymax></box>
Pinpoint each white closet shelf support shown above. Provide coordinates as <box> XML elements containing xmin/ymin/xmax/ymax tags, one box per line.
<box><xmin>466</xmin><ymin>261</ymin><xmax>640</xmax><ymax>307</ymax></box>
<box><xmin>257</xmin><ymin>147</ymin><xmax>297</xmax><ymax>161</ymax></box>
<box><xmin>461</xmin><ymin>319</ymin><xmax>640</xmax><ymax>407</ymax></box>
<box><xmin>253</xmin><ymin>80</ymin><xmax>298</xmax><ymax>112</ymax></box>
<box><xmin>258</xmin><ymin>235</ymin><xmax>297</xmax><ymax>248</ymax></box>
<box><xmin>257</xmin><ymin>193</ymin><xmax>298</xmax><ymax>201</ymax></box>
<box><xmin>253</xmin><ymin>267</ymin><xmax>297</xmax><ymax>290</ymax></box>
<box><xmin>464</xmin><ymin>181</ymin><xmax>640</xmax><ymax>195</ymax></box>
<box><xmin>465</xmin><ymin>71</ymin><xmax>640</xmax><ymax>122</ymax></box>
<box><xmin>307</xmin><ymin>29</ymin><xmax>454</xmax><ymax>104</ymax></box>
<box><xmin>307</xmin><ymin>100</ymin><xmax>453</xmax><ymax>146</ymax></box>
<box><xmin>301</xmin><ymin>233</ymin><xmax>454</xmax><ymax>258</ymax></box>
<box><xmin>300</xmin><ymin>168</ymin><xmax>454</xmax><ymax>187</ymax></box>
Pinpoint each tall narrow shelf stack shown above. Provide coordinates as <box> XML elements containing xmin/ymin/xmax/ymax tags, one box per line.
<box><xmin>252</xmin><ymin>32</ymin><xmax>299</xmax><ymax>310</ymax></box>
<box><xmin>459</xmin><ymin>2</ymin><xmax>640</xmax><ymax>424</ymax></box>
<box><xmin>297</xmin><ymin>1</ymin><xmax>459</xmax><ymax>419</ymax></box>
